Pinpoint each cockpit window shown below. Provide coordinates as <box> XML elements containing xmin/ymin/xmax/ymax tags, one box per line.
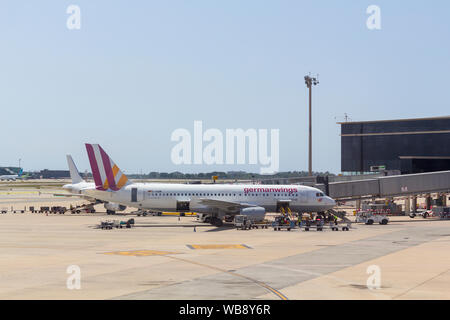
<box><xmin>316</xmin><ymin>192</ymin><xmax>325</xmax><ymax>197</ymax></box>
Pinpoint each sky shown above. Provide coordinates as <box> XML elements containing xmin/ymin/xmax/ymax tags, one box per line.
<box><xmin>0</xmin><ymin>1</ymin><xmax>449</xmax><ymax>174</ymax></box>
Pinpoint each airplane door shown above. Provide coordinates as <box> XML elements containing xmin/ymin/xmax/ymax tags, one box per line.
<box><xmin>276</xmin><ymin>201</ymin><xmax>290</xmax><ymax>212</ymax></box>
<box><xmin>131</xmin><ymin>188</ymin><xmax>145</xmax><ymax>203</ymax></box>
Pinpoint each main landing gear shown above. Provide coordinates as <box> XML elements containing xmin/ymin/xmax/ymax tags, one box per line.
<box><xmin>210</xmin><ymin>217</ymin><xmax>223</xmax><ymax>227</ymax></box>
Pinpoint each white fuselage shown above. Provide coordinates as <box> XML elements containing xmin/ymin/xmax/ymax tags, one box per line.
<box><xmin>0</xmin><ymin>175</ymin><xmax>19</xmax><ymax>181</ymax></box>
<box><xmin>63</xmin><ymin>181</ymin><xmax>95</xmax><ymax>194</ymax></box>
<box><xmin>82</xmin><ymin>183</ymin><xmax>336</xmax><ymax>214</ymax></box>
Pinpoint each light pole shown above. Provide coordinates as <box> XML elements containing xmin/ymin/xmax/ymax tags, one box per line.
<box><xmin>304</xmin><ymin>75</ymin><xmax>319</xmax><ymax>176</ymax></box>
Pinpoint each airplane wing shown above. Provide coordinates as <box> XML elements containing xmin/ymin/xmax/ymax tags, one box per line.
<box><xmin>52</xmin><ymin>193</ymin><xmax>98</xmax><ymax>201</ymax></box>
<box><xmin>198</xmin><ymin>198</ymin><xmax>256</xmax><ymax>214</ymax></box>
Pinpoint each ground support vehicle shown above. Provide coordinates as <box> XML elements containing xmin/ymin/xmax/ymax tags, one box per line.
<box><xmin>234</xmin><ymin>215</ymin><xmax>270</xmax><ymax>230</ymax></box>
<box><xmin>409</xmin><ymin>209</ymin><xmax>433</xmax><ymax>219</ymax></box>
<box><xmin>356</xmin><ymin>211</ymin><xmax>389</xmax><ymax>225</ymax></box>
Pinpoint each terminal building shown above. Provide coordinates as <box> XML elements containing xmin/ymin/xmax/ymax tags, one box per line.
<box><xmin>38</xmin><ymin>170</ymin><xmax>71</xmax><ymax>179</ymax></box>
<box><xmin>339</xmin><ymin>116</ymin><xmax>450</xmax><ymax>175</ymax></box>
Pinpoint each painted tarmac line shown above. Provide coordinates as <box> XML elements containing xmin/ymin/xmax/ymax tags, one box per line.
<box><xmin>393</xmin><ymin>267</ymin><xmax>450</xmax><ymax>299</ymax></box>
<box><xmin>114</xmin><ymin>225</ymin><xmax>450</xmax><ymax>300</ymax></box>
<box><xmin>187</xmin><ymin>244</ymin><xmax>251</xmax><ymax>250</ymax></box>
<box><xmin>114</xmin><ymin>250</ymin><xmax>288</xmax><ymax>300</ymax></box>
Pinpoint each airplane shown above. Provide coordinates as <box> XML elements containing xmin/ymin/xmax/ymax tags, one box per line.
<box><xmin>81</xmin><ymin>143</ymin><xmax>336</xmax><ymax>226</ymax></box>
<box><xmin>0</xmin><ymin>168</ymin><xmax>24</xmax><ymax>181</ymax></box>
<box><xmin>58</xmin><ymin>155</ymin><xmax>127</xmax><ymax>214</ymax></box>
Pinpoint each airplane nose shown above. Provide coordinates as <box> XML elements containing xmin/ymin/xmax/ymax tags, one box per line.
<box><xmin>327</xmin><ymin>197</ymin><xmax>336</xmax><ymax>206</ymax></box>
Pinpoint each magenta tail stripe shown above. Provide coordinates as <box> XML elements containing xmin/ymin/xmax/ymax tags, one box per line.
<box><xmin>85</xmin><ymin>144</ymin><xmax>104</xmax><ymax>190</ymax></box>
<box><xmin>99</xmin><ymin>145</ymin><xmax>118</xmax><ymax>191</ymax></box>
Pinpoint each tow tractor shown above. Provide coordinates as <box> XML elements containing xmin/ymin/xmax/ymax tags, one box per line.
<box><xmin>99</xmin><ymin>218</ymin><xmax>135</xmax><ymax>230</ymax></box>
<box><xmin>355</xmin><ymin>210</ymin><xmax>389</xmax><ymax>225</ymax></box>
<box><xmin>409</xmin><ymin>209</ymin><xmax>433</xmax><ymax>219</ymax></box>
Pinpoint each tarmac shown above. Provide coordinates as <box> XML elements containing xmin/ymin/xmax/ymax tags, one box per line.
<box><xmin>0</xmin><ymin>187</ymin><xmax>449</xmax><ymax>300</ymax></box>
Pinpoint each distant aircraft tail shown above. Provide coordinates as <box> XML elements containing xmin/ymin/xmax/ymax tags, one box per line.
<box><xmin>18</xmin><ymin>168</ymin><xmax>23</xmax><ymax>177</ymax></box>
<box><xmin>85</xmin><ymin>144</ymin><xmax>129</xmax><ymax>191</ymax></box>
<box><xmin>66</xmin><ymin>155</ymin><xmax>84</xmax><ymax>184</ymax></box>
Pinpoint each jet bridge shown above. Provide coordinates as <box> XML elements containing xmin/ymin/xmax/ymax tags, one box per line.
<box><xmin>318</xmin><ymin>170</ymin><xmax>450</xmax><ymax>200</ymax></box>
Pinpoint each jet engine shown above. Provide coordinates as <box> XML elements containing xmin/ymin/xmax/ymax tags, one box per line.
<box><xmin>104</xmin><ymin>202</ymin><xmax>127</xmax><ymax>212</ymax></box>
<box><xmin>240</xmin><ymin>206</ymin><xmax>266</xmax><ymax>222</ymax></box>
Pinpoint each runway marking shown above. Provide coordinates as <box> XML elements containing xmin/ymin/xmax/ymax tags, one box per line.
<box><xmin>103</xmin><ymin>250</ymin><xmax>178</xmax><ymax>257</ymax></box>
<box><xmin>157</xmin><ymin>253</ymin><xmax>287</xmax><ymax>300</ymax></box>
<box><xmin>393</xmin><ymin>267</ymin><xmax>450</xmax><ymax>299</ymax></box>
<box><xmin>187</xmin><ymin>244</ymin><xmax>251</xmax><ymax>250</ymax></box>
<box><xmin>0</xmin><ymin>191</ymin><xmax>40</xmax><ymax>195</ymax></box>
<box><xmin>104</xmin><ymin>248</ymin><xmax>286</xmax><ymax>300</ymax></box>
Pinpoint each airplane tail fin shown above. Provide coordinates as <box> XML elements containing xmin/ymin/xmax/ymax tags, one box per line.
<box><xmin>66</xmin><ymin>155</ymin><xmax>84</xmax><ymax>184</ymax></box>
<box><xmin>85</xmin><ymin>144</ymin><xmax>129</xmax><ymax>191</ymax></box>
<box><xmin>18</xmin><ymin>168</ymin><xmax>23</xmax><ymax>177</ymax></box>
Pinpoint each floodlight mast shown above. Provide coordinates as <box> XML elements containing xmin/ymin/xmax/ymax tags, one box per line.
<box><xmin>304</xmin><ymin>75</ymin><xmax>319</xmax><ymax>177</ymax></box>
